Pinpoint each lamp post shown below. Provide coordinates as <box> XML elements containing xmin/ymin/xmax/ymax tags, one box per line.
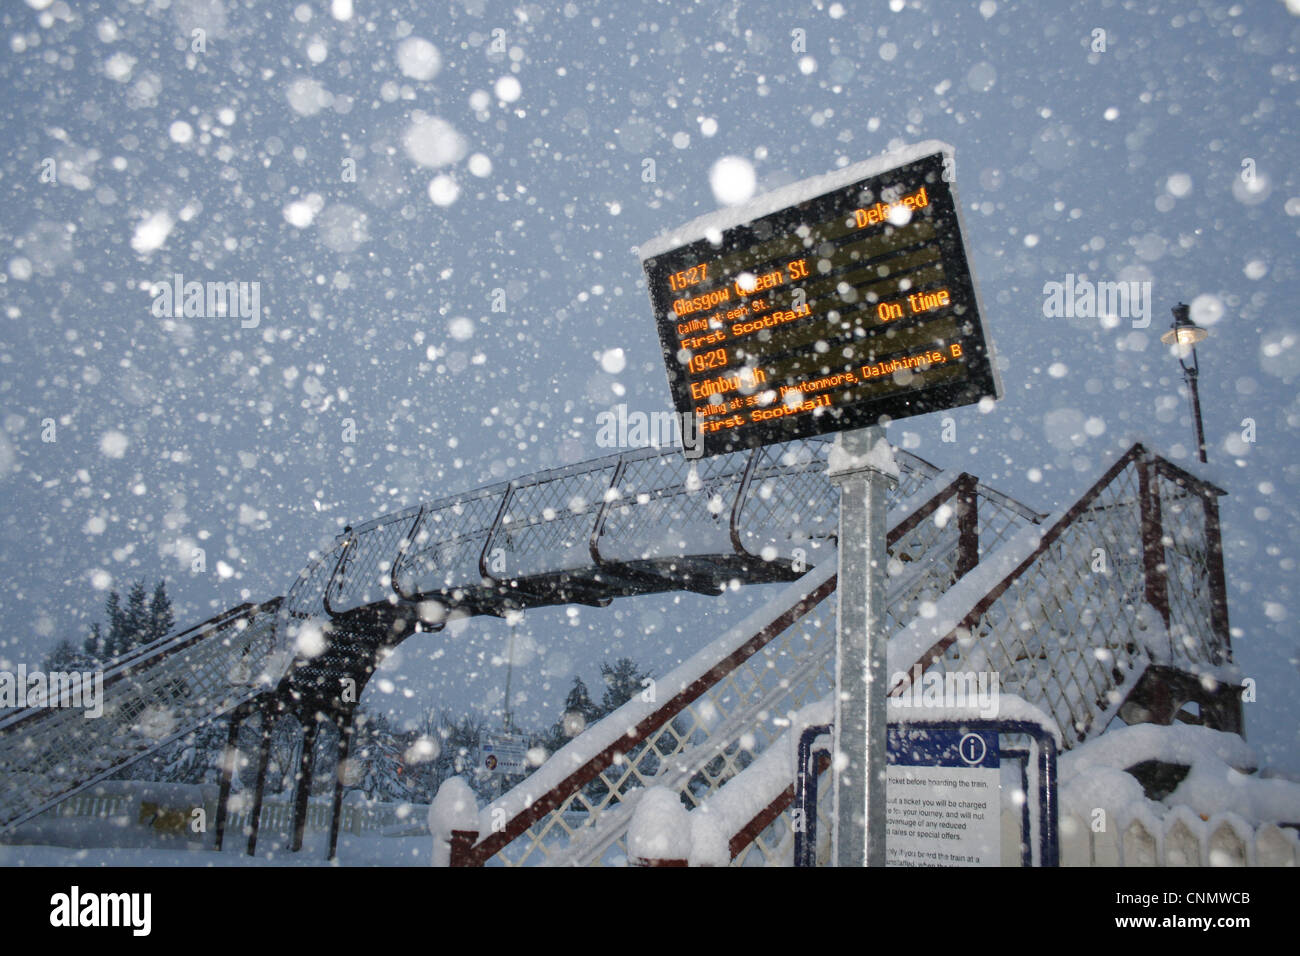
<box><xmin>1160</xmin><ymin>303</ymin><xmax>1209</xmax><ymax>464</ymax></box>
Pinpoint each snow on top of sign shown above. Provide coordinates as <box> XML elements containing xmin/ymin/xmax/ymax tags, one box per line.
<box><xmin>637</xmin><ymin>140</ymin><xmax>954</xmax><ymax>261</ymax></box>
<box><xmin>889</xmin><ymin>693</ymin><xmax>1061</xmax><ymax>744</ymax></box>
<box><xmin>826</xmin><ymin>432</ymin><xmax>900</xmax><ymax>480</ymax></box>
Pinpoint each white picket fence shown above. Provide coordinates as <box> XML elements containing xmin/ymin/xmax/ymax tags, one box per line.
<box><xmin>51</xmin><ymin>791</ymin><xmax>134</xmax><ymax>819</ymax></box>
<box><xmin>223</xmin><ymin>797</ymin><xmax>428</xmax><ymax>837</ymax></box>
<box><xmin>1050</xmin><ymin>808</ymin><xmax>1299</xmax><ymax>867</ymax></box>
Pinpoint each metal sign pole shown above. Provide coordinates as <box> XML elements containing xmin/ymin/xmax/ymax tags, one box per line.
<box><xmin>828</xmin><ymin>425</ymin><xmax>896</xmax><ymax>867</ymax></box>
<box><xmin>503</xmin><ymin>622</ymin><xmax>515</xmax><ymax>735</ymax></box>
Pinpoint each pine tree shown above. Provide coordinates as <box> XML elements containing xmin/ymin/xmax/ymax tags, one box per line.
<box><xmin>83</xmin><ymin>622</ymin><xmax>103</xmax><ymax>663</ymax></box>
<box><xmin>92</xmin><ymin>579</ymin><xmax>174</xmax><ymax>663</ymax></box>
<box><xmin>598</xmin><ymin>657</ymin><xmax>652</xmax><ymax>716</ymax></box>
<box><xmin>146</xmin><ymin>580</ymin><xmax>175</xmax><ymax>645</ymax></box>
<box><xmin>545</xmin><ymin>676</ymin><xmax>599</xmax><ymax>754</ymax></box>
<box><xmin>565</xmin><ymin>676</ymin><xmax>598</xmax><ymax>723</ymax></box>
<box><xmin>104</xmin><ymin>590</ymin><xmax>125</xmax><ymax>659</ymax></box>
<box><xmin>353</xmin><ymin>710</ymin><xmax>413</xmax><ymax>801</ymax></box>
<box><xmin>123</xmin><ymin>580</ymin><xmax>149</xmax><ymax>655</ymax></box>
<box><xmin>43</xmin><ymin>638</ymin><xmax>92</xmax><ymax>672</ymax></box>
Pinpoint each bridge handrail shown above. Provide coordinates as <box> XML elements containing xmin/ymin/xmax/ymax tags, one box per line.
<box><xmin>685</xmin><ymin>447</ymin><xmax>1232</xmax><ymax>864</ymax></box>
<box><xmin>452</xmin><ymin>468</ymin><xmax>1010</xmax><ymax>865</ymax></box>
<box><xmin>289</xmin><ymin>437</ymin><xmax>958</xmax><ymax>629</ymax></box>
<box><xmin>0</xmin><ymin>599</ymin><xmax>280</xmax><ymax>735</ymax></box>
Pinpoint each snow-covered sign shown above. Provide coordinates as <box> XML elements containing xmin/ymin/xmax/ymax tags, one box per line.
<box><xmin>885</xmin><ymin>726</ymin><xmax>1001</xmax><ymax>867</ymax></box>
<box><xmin>640</xmin><ymin>142</ymin><xmax>1001</xmax><ymax>458</ymax></box>
<box><xmin>478</xmin><ymin>731</ymin><xmax>528</xmax><ymax>776</ymax></box>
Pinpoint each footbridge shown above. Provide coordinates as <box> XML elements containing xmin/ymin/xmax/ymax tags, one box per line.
<box><xmin>0</xmin><ymin>438</ymin><xmax>1240</xmax><ymax>865</ymax></box>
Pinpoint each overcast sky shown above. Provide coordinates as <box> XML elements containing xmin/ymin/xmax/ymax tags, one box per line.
<box><xmin>0</xmin><ymin>0</ymin><xmax>1296</xmax><ymax>770</ymax></box>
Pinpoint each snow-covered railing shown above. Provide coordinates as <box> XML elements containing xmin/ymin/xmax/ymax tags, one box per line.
<box><xmin>623</xmin><ymin>699</ymin><xmax>834</xmax><ymax>867</ymax></box>
<box><xmin>1058</xmin><ymin>810</ymin><xmax>1299</xmax><ymax>866</ymax></box>
<box><xmin>888</xmin><ymin>444</ymin><xmax>1235</xmax><ymax>750</ymax></box>
<box><xmin>277</xmin><ymin>435</ymin><xmax>946</xmax><ymax>645</ymax></box>
<box><xmin>452</xmin><ymin>559</ymin><xmax>841</xmax><ymax>867</ymax></box>
<box><xmin>0</xmin><ymin>599</ymin><xmax>283</xmax><ymax>831</ymax></box>
<box><xmin>448</xmin><ymin>467</ymin><xmax>1040</xmax><ymax>866</ymax></box>
<box><xmin>455</xmin><ymin>444</ymin><xmax>1235</xmax><ymax>866</ymax></box>
<box><xmin>48</xmin><ymin>791</ymin><xmax>134</xmax><ymax>820</ymax></box>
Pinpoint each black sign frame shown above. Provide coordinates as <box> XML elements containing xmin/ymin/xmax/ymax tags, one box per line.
<box><xmin>642</xmin><ymin>152</ymin><xmax>1000</xmax><ymax>458</ymax></box>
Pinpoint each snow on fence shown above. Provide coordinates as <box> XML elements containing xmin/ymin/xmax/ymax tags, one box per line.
<box><xmin>626</xmin><ymin>761</ymin><xmax>1300</xmax><ymax>868</ymax></box>
<box><xmin>448</xmin><ymin>461</ymin><xmax>1042</xmax><ymax>866</ymax></box>
<box><xmin>212</xmin><ymin>797</ymin><xmax>426</xmax><ymax>837</ymax></box>
<box><xmin>51</xmin><ymin>791</ymin><xmax>133</xmax><ymax>819</ymax></box>
<box><xmin>471</xmin><ymin>443</ymin><xmax>1238</xmax><ymax>867</ymax></box>
<box><xmin>1057</xmin><ymin>809</ymin><xmax>1299</xmax><ymax>867</ymax></box>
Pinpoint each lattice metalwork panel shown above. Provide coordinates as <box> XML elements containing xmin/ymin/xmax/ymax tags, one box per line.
<box><xmin>884</xmin><ymin>479</ymin><xmax>1041</xmax><ymax>638</ymax></box>
<box><xmin>495</xmin><ymin>596</ymin><xmax>840</xmax><ymax>867</ymax></box>
<box><xmin>976</xmin><ymin>486</ymin><xmax>1047</xmax><ymax>558</ymax></box>
<box><xmin>925</xmin><ymin>461</ymin><xmax>1150</xmax><ymax>749</ymax></box>
<box><xmin>594</xmin><ymin>450</ymin><xmax>747</xmax><ymax>563</ymax></box>
<box><xmin>895</xmin><ymin>451</ymin><xmax>945</xmax><ymax>499</ymax></box>
<box><xmin>327</xmin><ymin>513</ymin><xmax>415</xmax><ymax>614</ymax></box>
<box><xmin>395</xmin><ymin>489</ymin><xmax>505</xmax><ymax>596</ymax></box>
<box><xmin>0</xmin><ymin>607</ymin><xmax>280</xmax><ymax>829</ymax></box>
<box><xmin>731</xmin><ymin>438</ymin><xmax>940</xmax><ymax>563</ymax></box>
<box><xmin>486</xmin><ymin>474</ymin><xmax>992</xmax><ymax>866</ymax></box>
<box><xmin>887</xmin><ymin>536</ymin><xmax>962</xmax><ymax>633</ymax></box>
<box><xmin>733</xmin><ymin>438</ymin><xmax>838</xmax><ymax>559</ymax></box>
<box><xmin>492</xmin><ymin>464</ymin><xmax>616</xmax><ymax>576</ymax></box>
<box><xmin>278</xmin><ymin>537</ymin><xmax>346</xmax><ymax>649</ymax></box>
<box><xmin>1158</xmin><ymin>477</ymin><xmax>1222</xmax><ymax>668</ymax></box>
<box><xmin>731</xmin><ymin>775</ymin><xmax>834</xmax><ymax>867</ymax></box>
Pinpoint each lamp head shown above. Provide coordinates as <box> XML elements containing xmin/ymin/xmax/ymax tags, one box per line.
<box><xmin>1160</xmin><ymin>302</ymin><xmax>1208</xmax><ymax>348</ymax></box>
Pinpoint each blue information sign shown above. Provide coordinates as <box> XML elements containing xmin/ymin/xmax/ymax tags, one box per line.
<box><xmin>887</xmin><ymin>726</ymin><xmax>999</xmax><ymax>769</ymax></box>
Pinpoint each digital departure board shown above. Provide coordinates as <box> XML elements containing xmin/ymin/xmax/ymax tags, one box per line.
<box><xmin>640</xmin><ymin>148</ymin><xmax>1001</xmax><ymax>458</ymax></box>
